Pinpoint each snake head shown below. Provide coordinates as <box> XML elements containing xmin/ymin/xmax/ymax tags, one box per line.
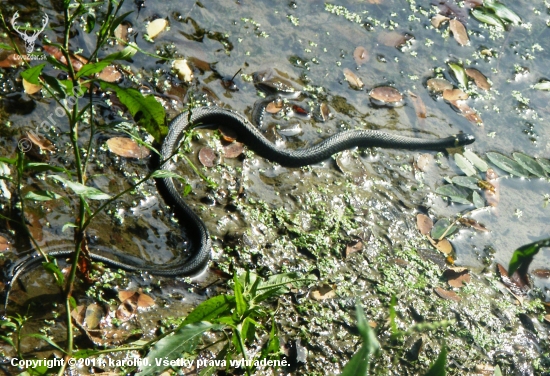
<box><xmin>455</xmin><ymin>133</ymin><xmax>475</xmax><ymax>146</ymax></box>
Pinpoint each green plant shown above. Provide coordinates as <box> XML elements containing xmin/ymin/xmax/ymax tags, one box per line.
<box><xmin>137</xmin><ymin>271</ymin><xmax>315</xmax><ymax>376</ymax></box>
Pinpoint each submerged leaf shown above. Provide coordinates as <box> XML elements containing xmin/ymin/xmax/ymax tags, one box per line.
<box><xmin>533</xmin><ymin>81</ymin><xmax>550</xmax><ymax>91</ymax></box>
<box><xmin>443</xmin><ymin>88</ymin><xmax>468</xmax><ymax>101</ymax></box>
<box><xmin>427</xmin><ymin>78</ymin><xmax>453</xmax><ymax>93</ymax></box>
<box><xmin>465</xmin><ymin>68</ymin><xmax>491</xmax><ymax>90</ymax></box>
<box><xmin>464</xmin><ymin>150</ymin><xmax>488</xmax><ymax>172</ymax></box>
<box><xmin>343</xmin><ymin>68</ymin><xmax>364</xmax><ymax>89</ymax></box>
<box><xmin>471</xmin><ymin>9</ymin><xmax>505</xmax><ymax>29</ymax></box>
<box><xmin>512</xmin><ymin>152</ymin><xmax>547</xmax><ymax>178</ymax></box>
<box><xmin>435</xmin><ymin>185</ymin><xmax>471</xmax><ymax>204</ymax></box>
<box><xmin>486</xmin><ymin>1</ymin><xmax>521</xmax><ymax>25</ymax></box>
<box><xmin>353</xmin><ymin>46</ymin><xmax>369</xmax><ymax>65</ymax></box>
<box><xmin>434</xmin><ymin>287</ymin><xmax>460</xmax><ymax>302</ymax></box>
<box><xmin>486</xmin><ymin>152</ymin><xmax>530</xmax><ymax>178</ymax></box>
<box><xmin>455</xmin><ymin>154</ymin><xmax>477</xmax><ymax>176</ymax></box>
<box><xmin>451</xmin><ymin>176</ymin><xmax>479</xmax><ymax>190</ymax></box>
<box><xmin>431</xmin><ymin>14</ymin><xmax>450</xmax><ymax>28</ymax></box>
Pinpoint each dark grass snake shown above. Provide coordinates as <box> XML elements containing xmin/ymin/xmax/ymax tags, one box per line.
<box><xmin>2</xmin><ymin>106</ymin><xmax>475</xmax><ymax>310</ymax></box>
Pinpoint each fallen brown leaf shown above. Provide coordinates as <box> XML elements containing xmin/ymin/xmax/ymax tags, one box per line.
<box><xmin>532</xmin><ymin>269</ymin><xmax>550</xmax><ymax>278</ymax></box>
<box><xmin>27</xmin><ymin>131</ymin><xmax>55</xmax><ymax>151</ymax></box>
<box><xmin>345</xmin><ymin>238</ymin><xmax>363</xmax><ymax>257</ymax></box>
<box><xmin>223</xmin><ymin>142</ymin><xmax>244</xmax><ymax>158</ymax></box>
<box><xmin>23</xmin><ymin>79</ymin><xmax>42</xmax><ymax>95</ymax></box>
<box><xmin>484</xmin><ymin>169</ymin><xmax>499</xmax><ymax>207</ymax></box>
<box><xmin>427</xmin><ymin>235</ymin><xmax>453</xmax><ymax>255</ymax></box>
<box><xmin>427</xmin><ymin>78</ymin><xmax>453</xmax><ymax>93</ymax></box>
<box><xmin>443</xmin><ymin>88</ymin><xmax>469</xmax><ymax>101</ymax></box>
<box><xmin>408</xmin><ymin>92</ymin><xmax>427</xmax><ymax>119</ymax></box>
<box><xmin>465</xmin><ymin>68</ymin><xmax>491</xmax><ymax>90</ymax></box>
<box><xmin>310</xmin><ymin>285</ymin><xmax>336</xmax><ymax>300</ymax></box>
<box><xmin>343</xmin><ymin>68</ymin><xmax>364</xmax><ymax>89</ymax></box>
<box><xmin>449</xmin><ymin>19</ymin><xmax>469</xmax><ymax>46</ymax></box>
<box><xmin>449</xmin><ymin>100</ymin><xmax>483</xmax><ymax>125</ymax></box>
<box><xmin>106</xmin><ymin>137</ymin><xmax>150</xmax><ymax>159</ymax></box>
<box><xmin>198</xmin><ymin>147</ymin><xmax>217</xmax><ymax>167</ymax></box>
<box><xmin>0</xmin><ymin>236</ymin><xmax>9</xmax><ymax>252</ymax></box>
<box><xmin>457</xmin><ymin>217</ymin><xmax>488</xmax><ymax>232</ymax></box>
<box><xmin>443</xmin><ymin>267</ymin><xmax>471</xmax><ymax>287</ymax></box>
<box><xmin>98</xmin><ymin>65</ymin><xmax>122</xmax><ymax>82</ymax></box>
<box><xmin>416</xmin><ymin>214</ymin><xmax>433</xmax><ymax>235</ymax></box>
<box><xmin>431</xmin><ymin>14</ymin><xmax>450</xmax><ymax>28</ymax></box>
<box><xmin>434</xmin><ymin>287</ymin><xmax>461</xmax><ymax>302</ymax></box>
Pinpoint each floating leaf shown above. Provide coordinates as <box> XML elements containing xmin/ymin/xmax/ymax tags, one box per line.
<box><xmin>449</xmin><ymin>19</ymin><xmax>469</xmax><ymax>46</ymax></box>
<box><xmin>119</xmin><ymin>290</ymin><xmax>137</xmax><ymax>302</ymax></box>
<box><xmin>472</xmin><ymin>191</ymin><xmax>485</xmax><ymax>208</ymax></box>
<box><xmin>451</xmin><ymin>176</ymin><xmax>479</xmax><ymax>190</ymax></box>
<box><xmin>428</xmin><ymin>236</ymin><xmax>453</xmax><ymax>255</ymax></box>
<box><xmin>408</xmin><ymin>92</ymin><xmax>427</xmax><ymax>118</ymax></box>
<box><xmin>343</xmin><ymin>68</ymin><xmax>364</xmax><ymax>89</ymax></box>
<box><xmin>106</xmin><ymin>137</ymin><xmax>151</xmax><ymax>159</ymax></box>
<box><xmin>427</xmin><ymin>78</ymin><xmax>453</xmax><ymax>93</ymax></box>
<box><xmin>443</xmin><ymin>88</ymin><xmax>468</xmax><ymax>101</ymax></box>
<box><xmin>536</xmin><ymin>158</ymin><xmax>550</xmax><ymax>174</ymax></box>
<box><xmin>198</xmin><ymin>147</ymin><xmax>217</xmax><ymax>167</ymax></box>
<box><xmin>435</xmin><ymin>185</ymin><xmax>471</xmax><ymax>204</ymax></box>
<box><xmin>369</xmin><ymin>86</ymin><xmax>403</xmax><ymax>106</ymax></box>
<box><xmin>464</xmin><ymin>150</ymin><xmax>488</xmax><ymax>172</ymax></box>
<box><xmin>173</xmin><ymin>59</ymin><xmax>193</xmax><ymax>82</ymax></box>
<box><xmin>416</xmin><ymin>214</ymin><xmax>433</xmax><ymax>235</ymax></box>
<box><xmin>449</xmin><ymin>100</ymin><xmax>483</xmax><ymax>124</ymax></box>
<box><xmin>486</xmin><ymin>152</ymin><xmax>530</xmax><ymax>177</ymax></box>
<box><xmin>465</xmin><ymin>68</ymin><xmax>491</xmax><ymax>90</ymax></box>
<box><xmin>431</xmin><ymin>218</ymin><xmax>458</xmax><ymax>240</ymax></box>
<box><xmin>26</xmin><ymin>131</ymin><xmax>55</xmax><ymax>151</ymax></box>
<box><xmin>353</xmin><ymin>46</ymin><xmax>369</xmax><ymax>65</ymax></box>
<box><xmin>431</xmin><ymin>14</ymin><xmax>450</xmax><ymax>28</ymax></box>
<box><xmin>455</xmin><ymin>154</ymin><xmax>477</xmax><ymax>176</ymax></box>
<box><xmin>458</xmin><ymin>217</ymin><xmax>488</xmax><ymax>232</ymax></box>
<box><xmin>512</xmin><ymin>152</ymin><xmax>546</xmax><ymax>178</ymax></box>
<box><xmin>471</xmin><ymin>9</ymin><xmax>505</xmax><ymax>29</ymax></box>
<box><xmin>434</xmin><ymin>287</ymin><xmax>461</xmax><ymax>301</ymax></box>
<box><xmin>23</xmin><ymin>79</ymin><xmax>42</xmax><ymax>94</ymax></box>
<box><xmin>486</xmin><ymin>1</ymin><xmax>521</xmax><ymax>25</ymax></box>
<box><xmin>533</xmin><ymin>81</ymin><xmax>550</xmax><ymax>91</ymax></box>
<box><xmin>146</xmin><ymin>18</ymin><xmax>168</xmax><ymax>39</ymax></box>
<box><xmin>448</xmin><ymin>63</ymin><xmax>468</xmax><ymax>88</ymax></box>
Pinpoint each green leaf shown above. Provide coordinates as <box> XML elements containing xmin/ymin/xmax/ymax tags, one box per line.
<box><xmin>512</xmin><ymin>152</ymin><xmax>547</xmax><ymax>178</ymax></box>
<box><xmin>486</xmin><ymin>152</ymin><xmax>530</xmax><ymax>178</ymax></box>
<box><xmin>42</xmin><ymin>262</ymin><xmax>65</xmax><ymax>287</ymax></box>
<box><xmin>183</xmin><ymin>183</ymin><xmax>192</xmax><ymax>196</ymax></box>
<box><xmin>42</xmin><ymin>74</ymin><xmax>68</xmax><ymax>98</ymax></box>
<box><xmin>341</xmin><ymin>302</ymin><xmax>380</xmax><ymax>376</ymax></box>
<box><xmin>0</xmin><ymin>43</ymin><xmax>14</xmax><ymax>50</ymax></box>
<box><xmin>451</xmin><ymin>176</ymin><xmax>479</xmax><ymax>190</ymax></box>
<box><xmin>24</xmin><ymin>333</ymin><xmax>66</xmax><ymax>354</ymax></box>
<box><xmin>485</xmin><ymin>2</ymin><xmax>521</xmax><ymax>25</ymax></box>
<box><xmin>104</xmin><ymin>45</ymin><xmax>137</xmax><ymax>62</ymax></box>
<box><xmin>471</xmin><ymin>9</ymin><xmax>505</xmax><ymax>29</ymax></box>
<box><xmin>137</xmin><ymin>322</ymin><xmax>221</xmax><ymax>376</ymax></box>
<box><xmin>435</xmin><ymin>185</ymin><xmax>471</xmax><ymax>205</ymax></box>
<box><xmin>423</xmin><ymin>345</ymin><xmax>447</xmax><ymax>376</ymax></box>
<box><xmin>472</xmin><ymin>191</ymin><xmax>485</xmax><ymax>209</ymax></box>
<box><xmin>494</xmin><ymin>365</ymin><xmax>503</xmax><ymax>376</ymax></box>
<box><xmin>454</xmin><ymin>154</ymin><xmax>477</xmax><ymax>177</ymax></box>
<box><xmin>463</xmin><ymin>150</ymin><xmax>488</xmax><ymax>172</ymax></box>
<box><xmin>0</xmin><ymin>157</ymin><xmax>16</xmax><ymax>165</ymax></box>
<box><xmin>85</xmin><ymin>12</ymin><xmax>96</xmax><ymax>33</ymax></box>
<box><xmin>0</xmin><ymin>335</ymin><xmax>15</xmax><ymax>348</ymax></box>
<box><xmin>431</xmin><ymin>218</ymin><xmax>458</xmax><ymax>240</ymax></box>
<box><xmin>448</xmin><ymin>63</ymin><xmax>468</xmax><ymax>88</ymax></box>
<box><xmin>62</xmin><ymin>222</ymin><xmax>77</xmax><ymax>232</ymax></box>
<box><xmin>180</xmin><ymin>295</ymin><xmax>235</xmax><ymax>327</ymax></box>
<box><xmin>24</xmin><ymin>190</ymin><xmax>63</xmax><ymax>201</ymax></box>
<box><xmin>49</xmin><ymin>175</ymin><xmax>111</xmax><ymax>200</ymax></box>
<box><xmin>533</xmin><ymin>81</ymin><xmax>550</xmax><ymax>91</ymax></box>
<box><xmin>508</xmin><ymin>237</ymin><xmax>550</xmax><ymax>277</ymax></box>
<box><xmin>536</xmin><ymin>158</ymin><xmax>550</xmax><ymax>174</ymax></box>
<box><xmin>100</xmin><ymin>82</ymin><xmax>167</xmax><ymax>143</ymax></box>
<box><xmin>234</xmin><ymin>274</ymin><xmax>247</xmax><ymax>316</ymax></box>
<box><xmin>260</xmin><ymin>317</ymin><xmax>280</xmax><ymax>360</ymax></box>
<box><xmin>76</xmin><ymin>61</ymin><xmax>112</xmax><ymax>78</ymax></box>
<box><xmin>23</xmin><ymin>162</ymin><xmax>68</xmax><ymax>174</ymax></box>
<box><xmin>21</xmin><ymin>63</ymin><xmax>47</xmax><ymax>85</ymax></box>
<box><xmin>150</xmin><ymin>169</ymin><xmax>184</xmax><ymax>180</ymax></box>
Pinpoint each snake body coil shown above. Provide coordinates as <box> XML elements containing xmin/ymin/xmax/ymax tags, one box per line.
<box><xmin>4</xmin><ymin>106</ymin><xmax>475</xmax><ymax>304</ymax></box>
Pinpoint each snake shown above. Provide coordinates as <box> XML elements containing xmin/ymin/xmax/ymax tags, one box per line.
<box><xmin>3</xmin><ymin>105</ymin><xmax>475</xmax><ymax>309</ymax></box>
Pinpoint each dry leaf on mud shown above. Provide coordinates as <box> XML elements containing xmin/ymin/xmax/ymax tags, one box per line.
<box><xmin>427</xmin><ymin>236</ymin><xmax>453</xmax><ymax>255</ymax></box>
<box><xmin>345</xmin><ymin>238</ymin><xmax>363</xmax><ymax>257</ymax></box>
<box><xmin>434</xmin><ymin>287</ymin><xmax>461</xmax><ymax>302</ymax></box>
<box><xmin>198</xmin><ymin>147</ymin><xmax>217</xmax><ymax>167</ymax></box>
<box><xmin>444</xmin><ymin>267</ymin><xmax>471</xmax><ymax>288</ymax></box>
<box><xmin>416</xmin><ymin>214</ymin><xmax>433</xmax><ymax>235</ymax></box>
<box><xmin>311</xmin><ymin>285</ymin><xmax>336</xmax><ymax>300</ymax></box>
